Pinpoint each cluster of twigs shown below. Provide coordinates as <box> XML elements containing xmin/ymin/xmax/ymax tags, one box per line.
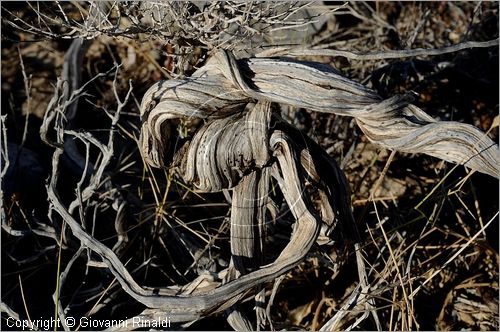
<box><xmin>1</xmin><ymin>2</ymin><xmax>499</xmax><ymax>331</ymax></box>
<box><xmin>3</xmin><ymin>1</ymin><xmax>337</xmax><ymax>76</ymax></box>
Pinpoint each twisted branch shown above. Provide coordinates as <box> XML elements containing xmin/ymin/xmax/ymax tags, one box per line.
<box><xmin>141</xmin><ymin>50</ymin><xmax>499</xmax><ymax>178</ymax></box>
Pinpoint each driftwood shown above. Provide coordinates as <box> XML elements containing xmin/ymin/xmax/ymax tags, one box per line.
<box><xmin>134</xmin><ymin>50</ymin><xmax>499</xmax><ymax>326</ymax></box>
<box><xmin>42</xmin><ymin>45</ymin><xmax>499</xmax><ymax>328</ymax></box>
<box><xmin>141</xmin><ymin>50</ymin><xmax>499</xmax><ymax>178</ymax></box>
<box><xmin>48</xmin><ymin>104</ymin><xmax>348</xmax><ymax>325</ymax></box>
<box><xmin>3</xmin><ymin>2</ymin><xmax>497</xmax><ymax>330</ymax></box>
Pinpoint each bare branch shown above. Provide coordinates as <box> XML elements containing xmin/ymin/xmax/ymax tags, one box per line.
<box><xmin>258</xmin><ymin>38</ymin><xmax>499</xmax><ymax>59</ymax></box>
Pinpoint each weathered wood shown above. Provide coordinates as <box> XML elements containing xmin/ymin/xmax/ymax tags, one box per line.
<box><xmin>141</xmin><ymin>50</ymin><xmax>499</xmax><ymax>177</ymax></box>
<box><xmin>48</xmin><ymin>100</ymin><xmax>341</xmax><ymax>325</ymax></box>
<box><xmin>47</xmin><ymin>48</ymin><xmax>499</xmax><ymax>326</ymax></box>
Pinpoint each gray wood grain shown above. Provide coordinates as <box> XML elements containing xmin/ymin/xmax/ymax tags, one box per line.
<box><xmin>141</xmin><ymin>50</ymin><xmax>499</xmax><ymax>177</ymax></box>
<box><xmin>48</xmin><ymin>49</ymin><xmax>499</xmax><ymax>325</ymax></box>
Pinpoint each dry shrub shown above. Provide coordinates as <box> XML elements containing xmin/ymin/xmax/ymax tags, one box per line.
<box><xmin>1</xmin><ymin>2</ymin><xmax>498</xmax><ymax>331</ymax></box>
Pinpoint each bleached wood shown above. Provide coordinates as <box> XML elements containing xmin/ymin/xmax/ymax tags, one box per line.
<box><xmin>46</xmin><ymin>47</ymin><xmax>499</xmax><ymax>325</ymax></box>
<box><xmin>141</xmin><ymin>50</ymin><xmax>499</xmax><ymax>177</ymax></box>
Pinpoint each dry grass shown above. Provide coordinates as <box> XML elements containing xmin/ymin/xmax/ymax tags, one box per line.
<box><xmin>1</xmin><ymin>2</ymin><xmax>498</xmax><ymax>331</ymax></box>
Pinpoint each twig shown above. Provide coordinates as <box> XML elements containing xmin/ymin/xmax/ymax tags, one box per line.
<box><xmin>17</xmin><ymin>47</ymin><xmax>32</xmax><ymax>145</ymax></box>
<box><xmin>1</xmin><ymin>301</ymin><xmax>22</xmax><ymax>321</ymax></box>
<box><xmin>18</xmin><ymin>275</ymin><xmax>34</xmax><ymax>330</ymax></box>
<box><xmin>0</xmin><ymin>115</ymin><xmax>10</xmax><ymax>226</ymax></box>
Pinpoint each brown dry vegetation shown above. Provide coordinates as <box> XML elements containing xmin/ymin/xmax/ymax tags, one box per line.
<box><xmin>1</xmin><ymin>2</ymin><xmax>499</xmax><ymax>331</ymax></box>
